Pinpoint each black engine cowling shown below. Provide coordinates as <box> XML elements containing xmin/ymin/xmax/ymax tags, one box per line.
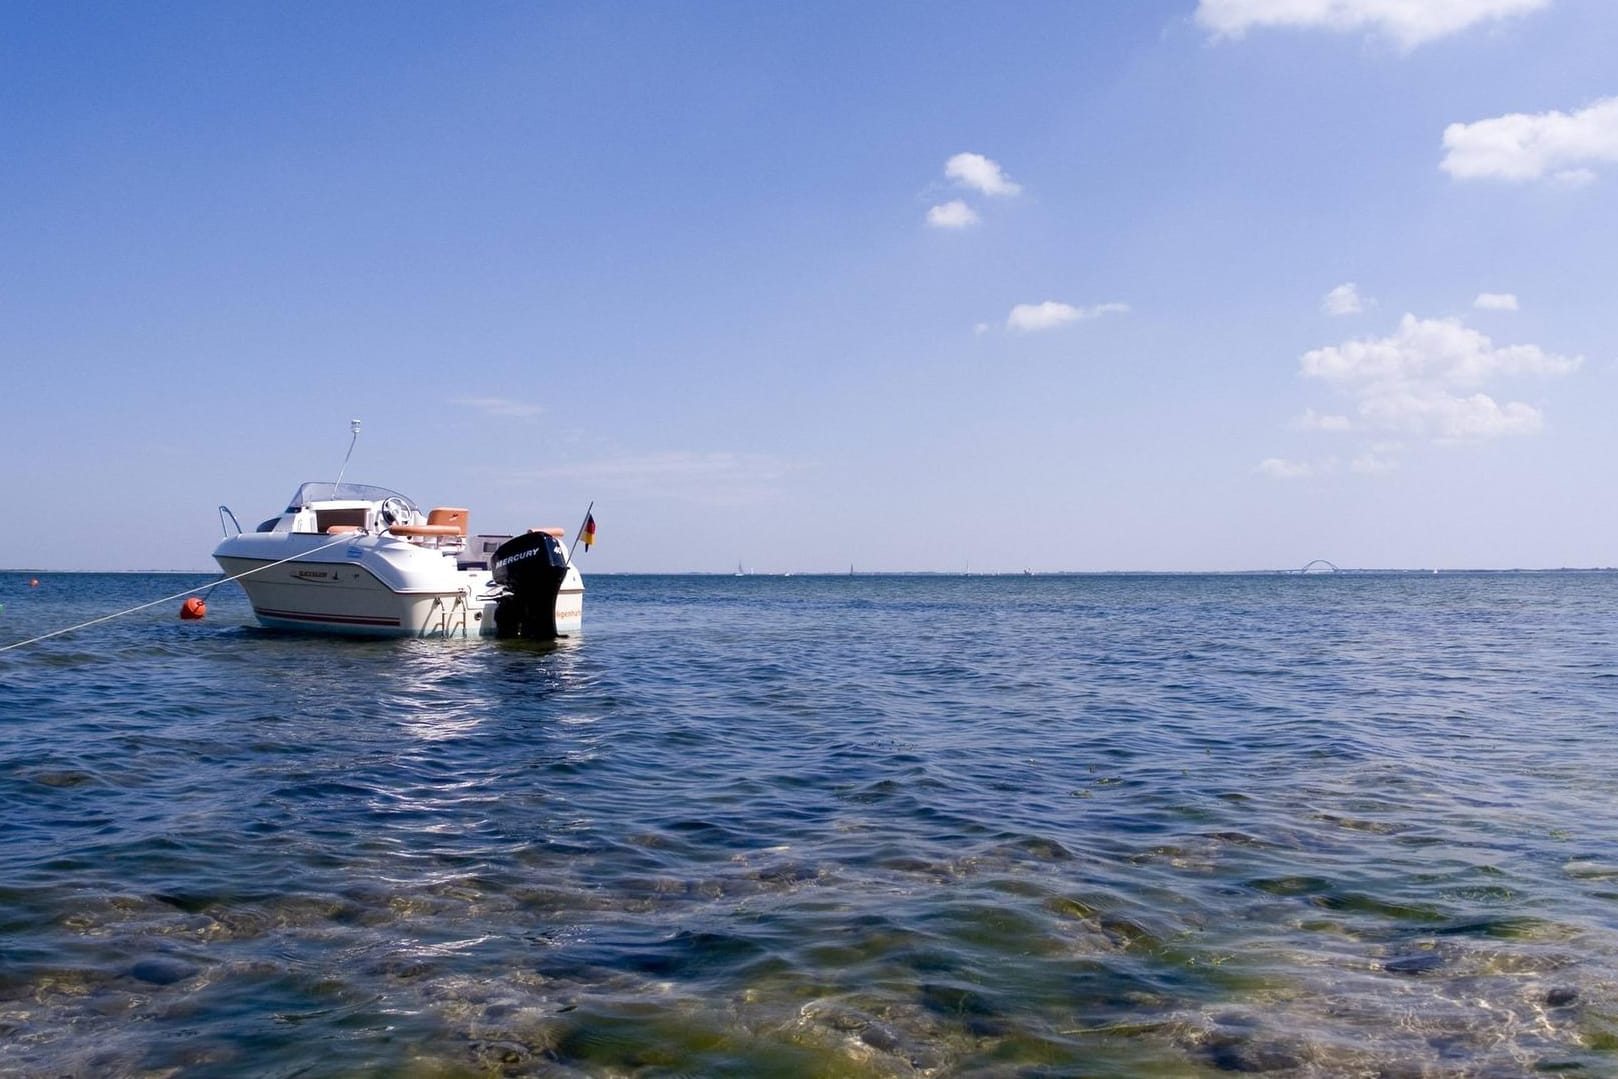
<box><xmin>490</xmin><ymin>532</ymin><xmax>569</xmax><ymax>639</ymax></box>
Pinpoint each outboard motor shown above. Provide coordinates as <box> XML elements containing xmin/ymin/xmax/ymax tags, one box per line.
<box><xmin>490</xmin><ymin>531</ymin><xmax>570</xmax><ymax>639</ymax></box>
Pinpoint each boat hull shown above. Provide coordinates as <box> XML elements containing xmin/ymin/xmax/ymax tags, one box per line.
<box><xmin>214</xmin><ymin>554</ymin><xmax>490</xmax><ymax>636</ymax></box>
<box><xmin>214</xmin><ymin>531</ymin><xmax>582</xmax><ymax>639</ymax></box>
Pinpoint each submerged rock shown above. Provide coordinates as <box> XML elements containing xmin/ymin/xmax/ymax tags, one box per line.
<box><xmin>1204</xmin><ymin>1033</ymin><xmax>1304</xmax><ymax>1073</ymax></box>
<box><xmin>1382</xmin><ymin>953</ymin><xmax>1443</xmax><ymax>976</ymax></box>
<box><xmin>129</xmin><ymin>957</ymin><xmax>198</xmax><ymax>986</ymax></box>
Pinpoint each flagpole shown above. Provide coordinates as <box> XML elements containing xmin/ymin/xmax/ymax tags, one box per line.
<box><xmin>567</xmin><ymin>501</ymin><xmax>595</xmax><ymax>566</ymax></box>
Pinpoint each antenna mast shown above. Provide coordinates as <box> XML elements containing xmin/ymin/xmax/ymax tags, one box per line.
<box><xmin>333</xmin><ymin>419</ymin><xmax>362</xmax><ymax>490</ymax></box>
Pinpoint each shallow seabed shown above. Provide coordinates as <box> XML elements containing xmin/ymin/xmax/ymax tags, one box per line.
<box><xmin>2</xmin><ymin>571</ymin><xmax>1616</xmax><ymax>1077</ymax></box>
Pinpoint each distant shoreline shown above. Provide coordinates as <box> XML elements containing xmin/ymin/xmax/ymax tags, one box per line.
<box><xmin>6</xmin><ymin>568</ymin><xmax>1616</xmax><ymax>577</ymax></box>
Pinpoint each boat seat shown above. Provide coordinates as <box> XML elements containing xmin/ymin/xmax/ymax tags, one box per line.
<box><xmin>326</xmin><ymin>525</ymin><xmax>362</xmax><ymax>534</ymax></box>
<box><xmin>387</xmin><ymin>507</ymin><xmax>469</xmax><ymax>545</ymax></box>
<box><xmin>386</xmin><ymin>524</ymin><xmax>465</xmax><ymax>537</ymax></box>
<box><xmin>426</xmin><ymin>507</ymin><xmax>468</xmax><ymax>534</ymax></box>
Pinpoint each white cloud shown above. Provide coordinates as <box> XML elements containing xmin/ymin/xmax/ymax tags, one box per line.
<box><xmin>1298</xmin><ymin>313</ymin><xmax>1580</xmax><ymax>442</ymax></box>
<box><xmin>1362</xmin><ymin>391</ymin><xmax>1543</xmax><ymax>440</ymax></box>
<box><xmin>1292</xmin><ymin>407</ymin><xmax>1353</xmax><ymax>431</ymax></box>
<box><xmin>1552</xmin><ymin>167</ymin><xmax>1598</xmax><ymax>188</ymax></box>
<box><xmin>1350</xmin><ymin>445</ymin><xmax>1402</xmax><ymax>474</ymax></box>
<box><xmin>1009</xmin><ymin>302</ymin><xmax>1080</xmax><ymax>333</ymax></box>
<box><xmin>1258</xmin><ymin>457</ymin><xmax>1316</xmax><ymax>479</ymax></box>
<box><xmin>1270</xmin><ymin>311</ymin><xmax>1581</xmax><ymax>476</ymax></box>
<box><xmin>1473</xmin><ymin>292</ymin><xmax>1519</xmax><ymax>311</ymax></box>
<box><xmin>1441</xmin><ymin>97</ymin><xmax>1618</xmax><ymax>183</ymax></box>
<box><xmin>926</xmin><ymin>200</ymin><xmax>979</xmax><ymax>229</ymax></box>
<box><xmin>1322</xmin><ymin>282</ymin><xmax>1366</xmax><ymax>316</ymax></box>
<box><xmin>1005</xmin><ymin>300</ymin><xmax>1129</xmax><ymax>333</ymax></box>
<box><xmin>454</xmin><ymin>396</ymin><xmax>543</xmax><ymax>419</ymax></box>
<box><xmin>1197</xmin><ymin>0</ymin><xmax>1551</xmax><ymax>48</ymax></box>
<box><xmin>945</xmin><ymin>152</ymin><xmax>1021</xmax><ymax>197</ymax></box>
<box><xmin>1301</xmin><ymin>314</ymin><xmax>1578</xmax><ymax>386</ymax></box>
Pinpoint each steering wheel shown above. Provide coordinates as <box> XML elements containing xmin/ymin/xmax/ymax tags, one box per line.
<box><xmin>379</xmin><ymin>497</ymin><xmax>413</xmax><ymax>528</ymax></box>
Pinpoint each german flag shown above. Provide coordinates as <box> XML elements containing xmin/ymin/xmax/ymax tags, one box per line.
<box><xmin>582</xmin><ymin>513</ymin><xmax>596</xmax><ymax>550</ymax></box>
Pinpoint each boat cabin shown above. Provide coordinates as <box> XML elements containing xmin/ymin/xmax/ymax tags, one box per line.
<box><xmin>256</xmin><ymin>481</ymin><xmax>463</xmax><ymax>546</ymax></box>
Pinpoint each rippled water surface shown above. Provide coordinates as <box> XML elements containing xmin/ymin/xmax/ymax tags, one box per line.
<box><xmin>3</xmin><ymin>570</ymin><xmax>1617</xmax><ymax>1077</ymax></box>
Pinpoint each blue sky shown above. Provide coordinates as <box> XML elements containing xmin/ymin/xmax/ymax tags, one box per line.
<box><xmin>4</xmin><ymin>0</ymin><xmax>1615</xmax><ymax>572</ymax></box>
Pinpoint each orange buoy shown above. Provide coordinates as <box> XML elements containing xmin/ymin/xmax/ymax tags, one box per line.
<box><xmin>30</xmin><ymin>578</ymin><xmax>39</xmax><ymax>587</ymax></box>
<box><xmin>179</xmin><ymin>596</ymin><xmax>206</xmax><ymax>621</ymax></box>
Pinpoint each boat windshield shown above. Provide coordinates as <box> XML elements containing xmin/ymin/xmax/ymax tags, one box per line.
<box><xmin>284</xmin><ymin>481</ymin><xmax>411</xmax><ymax>511</ymax></box>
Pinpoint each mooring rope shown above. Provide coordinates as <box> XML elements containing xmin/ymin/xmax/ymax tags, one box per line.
<box><xmin>0</xmin><ymin>532</ymin><xmax>361</xmax><ymax>654</ymax></box>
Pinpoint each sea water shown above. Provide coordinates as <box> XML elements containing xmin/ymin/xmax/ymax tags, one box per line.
<box><xmin>1</xmin><ymin>571</ymin><xmax>1615</xmax><ymax>1076</ymax></box>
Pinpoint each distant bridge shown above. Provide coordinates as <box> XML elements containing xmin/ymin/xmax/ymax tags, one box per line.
<box><xmin>1299</xmin><ymin>559</ymin><xmax>1339</xmax><ymax>574</ymax></box>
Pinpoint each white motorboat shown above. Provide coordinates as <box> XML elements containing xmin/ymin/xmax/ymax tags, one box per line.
<box><xmin>213</xmin><ymin>481</ymin><xmax>583</xmax><ymax>639</ymax></box>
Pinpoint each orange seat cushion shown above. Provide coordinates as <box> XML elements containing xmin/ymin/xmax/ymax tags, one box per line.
<box><xmin>387</xmin><ymin>524</ymin><xmax>465</xmax><ymax>537</ymax></box>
